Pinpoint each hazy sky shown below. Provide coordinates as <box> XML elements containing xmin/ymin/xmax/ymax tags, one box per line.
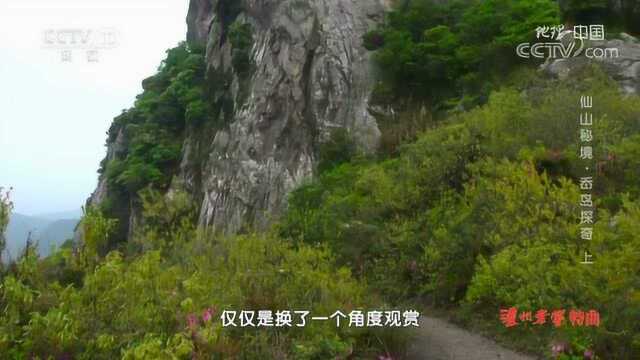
<box><xmin>0</xmin><ymin>0</ymin><xmax>189</xmax><ymax>215</ymax></box>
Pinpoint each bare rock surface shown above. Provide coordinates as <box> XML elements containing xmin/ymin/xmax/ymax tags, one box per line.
<box><xmin>543</xmin><ymin>33</ymin><xmax>640</xmax><ymax>95</ymax></box>
<box><xmin>184</xmin><ymin>0</ymin><xmax>387</xmax><ymax>233</ymax></box>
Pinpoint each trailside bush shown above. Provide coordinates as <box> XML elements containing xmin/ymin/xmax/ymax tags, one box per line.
<box><xmin>464</xmin><ymin>198</ymin><xmax>640</xmax><ymax>358</ymax></box>
<box><xmin>0</xmin><ymin>194</ymin><xmax>405</xmax><ymax>359</ymax></box>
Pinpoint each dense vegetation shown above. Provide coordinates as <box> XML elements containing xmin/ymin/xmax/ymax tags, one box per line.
<box><xmin>281</xmin><ymin>66</ymin><xmax>640</xmax><ymax>358</ymax></box>
<box><xmin>5</xmin><ymin>67</ymin><xmax>637</xmax><ymax>359</ymax></box>
<box><xmin>367</xmin><ymin>0</ymin><xmax>639</xmax><ymax>109</ymax></box>
<box><xmin>2</xmin><ymin>1</ymin><xmax>640</xmax><ymax>359</ymax></box>
<box><xmin>98</xmin><ymin>43</ymin><xmax>207</xmax><ymax>245</ymax></box>
<box><xmin>0</xmin><ymin>193</ymin><xmax>408</xmax><ymax>359</ymax></box>
<box><xmin>366</xmin><ymin>0</ymin><xmax>560</xmax><ymax>107</ymax></box>
<box><xmin>103</xmin><ymin>44</ymin><xmax>206</xmax><ymax>190</ymax></box>
<box><xmin>0</xmin><ymin>40</ymin><xmax>406</xmax><ymax>359</ymax></box>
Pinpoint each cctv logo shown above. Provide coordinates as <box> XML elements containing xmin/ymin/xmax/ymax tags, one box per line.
<box><xmin>42</xmin><ymin>28</ymin><xmax>119</xmax><ymax>50</ymax></box>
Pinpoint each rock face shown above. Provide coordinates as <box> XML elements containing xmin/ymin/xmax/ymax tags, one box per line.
<box><xmin>87</xmin><ymin>0</ymin><xmax>387</xmax><ymax>238</ymax></box>
<box><xmin>187</xmin><ymin>0</ymin><xmax>386</xmax><ymax>233</ymax></box>
<box><xmin>543</xmin><ymin>33</ymin><xmax>640</xmax><ymax>94</ymax></box>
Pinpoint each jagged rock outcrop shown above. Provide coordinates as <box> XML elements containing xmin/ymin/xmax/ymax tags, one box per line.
<box><xmin>183</xmin><ymin>0</ymin><xmax>387</xmax><ymax>233</ymax></box>
<box><xmin>543</xmin><ymin>33</ymin><xmax>640</xmax><ymax>94</ymax></box>
<box><xmin>86</xmin><ymin>0</ymin><xmax>388</xmax><ymax>238</ymax></box>
<box><xmin>89</xmin><ymin>128</ymin><xmax>126</xmax><ymax>206</ymax></box>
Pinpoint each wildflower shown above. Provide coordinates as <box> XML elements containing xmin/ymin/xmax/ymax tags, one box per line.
<box><xmin>377</xmin><ymin>353</ymin><xmax>393</xmax><ymax>360</ymax></box>
<box><xmin>202</xmin><ymin>307</ymin><xmax>214</xmax><ymax>322</ymax></box>
<box><xmin>584</xmin><ymin>349</ymin><xmax>595</xmax><ymax>359</ymax></box>
<box><xmin>187</xmin><ymin>313</ymin><xmax>199</xmax><ymax>329</ymax></box>
<box><xmin>551</xmin><ymin>341</ymin><xmax>569</xmax><ymax>357</ymax></box>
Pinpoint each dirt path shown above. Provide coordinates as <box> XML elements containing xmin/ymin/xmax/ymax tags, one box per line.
<box><xmin>406</xmin><ymin>316</ymin><xmax>537</xmax><ymax>360</ymax></box>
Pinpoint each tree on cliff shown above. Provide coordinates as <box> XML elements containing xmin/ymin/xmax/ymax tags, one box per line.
<box><xmin>0</xmin><ymin>187</ymin><xmax>13</xmax><ymax>262</ymax></box>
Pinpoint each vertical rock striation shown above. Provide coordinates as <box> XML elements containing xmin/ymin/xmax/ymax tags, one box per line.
<box><xmin>179</xmin><ymin>0</ymin><xmax>387</xmax><ymax>233</ymax></box>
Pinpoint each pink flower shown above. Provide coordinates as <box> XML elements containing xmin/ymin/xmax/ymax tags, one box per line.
<box><xmin>202</xmin><ymin>307</ymin><xmax>214</xmax><ymax>322</ymax></box>
<box><xmin>584</xmin><ymin>349</ymin><xmax>595</xmax><ymax>359</ymax></box>
<box><xmin>378</xmin><ymin>354</ymin><xmax>394</xmax><ymax>360</ymax></box>
<box><xmin>187</xmin><ymin>313</ymin><xmax>199</xmax><ymax>329</ymax></box>
<box><xmin>551</xmin><ymin>341</ymin><xmax>569</xmax><ymax>357</ymax></box>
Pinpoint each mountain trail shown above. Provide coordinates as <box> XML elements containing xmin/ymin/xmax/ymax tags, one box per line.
<box><xmin>406</xmin><ymin>316</ymin><xmax>537</xmax><ymax>360</ymax></box>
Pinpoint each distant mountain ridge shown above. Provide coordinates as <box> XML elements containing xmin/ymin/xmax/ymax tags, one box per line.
<box><xmin>3</xmin><ymin>210</ymin><xmax>80</xmax><ymax>261</ymax></box>
<box><xmin>34</xmin><ymin>209</ymin><xmax>83</xmax><ymax>221</ymax></box>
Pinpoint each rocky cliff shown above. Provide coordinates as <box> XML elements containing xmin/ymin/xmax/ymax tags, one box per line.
<box><xmin>87</xmin><ymin>0</ymin><xmax>389</xmax><ymax>239</ymax></box>
<box><xmin>543</xmin><ymin>33</ymin><xmax>640</xmax><ymax>94</ymax></box>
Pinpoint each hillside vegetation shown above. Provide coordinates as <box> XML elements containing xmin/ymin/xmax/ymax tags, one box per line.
<box><xmin>1</xmin><ymin>1</ymin><xmax>640</xmax><ymax>359</ymax></box>
<box><xmin>281</xmin><ymin>66</ymin><xmax>640</xmax><ymax>358</ymax></box>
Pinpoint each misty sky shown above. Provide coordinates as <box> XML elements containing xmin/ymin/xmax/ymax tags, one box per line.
<box><xmin>0</xmin><ymin>0</ymin><xmax>188</xmax><ymax>215</ymax></box>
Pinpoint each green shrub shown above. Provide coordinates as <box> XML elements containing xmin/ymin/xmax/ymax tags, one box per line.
<box><xmin>317</xmin><ymin>128</ymin><xmax>358</xmax><ymax>174</ymax></box>
<box><xmin>0</xmin><ymin>188</ymin><xmax>12</xmax><ymax>260</ymax></box>
<box><xmin>0</xmin><ymin>230</ymin><xmax>400</xmax><ymax>358</ymax></box>
<box><xmin>102</xmin><ymin>42</ymin><xmax>206</xmax><ymax>206</ymax></box>
<box><xmin>229</xmin><ymin>21</ymin><xmax>254</xmax><ymax>75</ymax></box>
<box><xmin>363</xmin><ymin>29</ymin><xmax>385</xmax><ymax>50</ymax></box>
<box><xmin>185</xmin><ymin>100</ymin><xmax>207</xmax><ymax>126</ymax></box>
<box><xmin>76</xmin><ymin>206</ymin><xmax>118</xmax><ymax>269</ymax></box>
<box><xmin>0</xmin><ymin>176</ymin><xmax>402</xmax><ymax>358</ymax></box>
<box><xmin>464</xmin><ymin>198</ymin><xmax>640</xmax><ymax>358</ymax></box>
<box><xmin>369</xmin><ymin>0</ymin><xmax>560</xmax><ymax>104</ymax></box>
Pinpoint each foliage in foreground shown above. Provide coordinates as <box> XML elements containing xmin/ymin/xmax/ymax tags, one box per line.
<box><xmin>0</xmin><ymin>196</ymin><xmax>407</xmax><ymax>359</ymax></box>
